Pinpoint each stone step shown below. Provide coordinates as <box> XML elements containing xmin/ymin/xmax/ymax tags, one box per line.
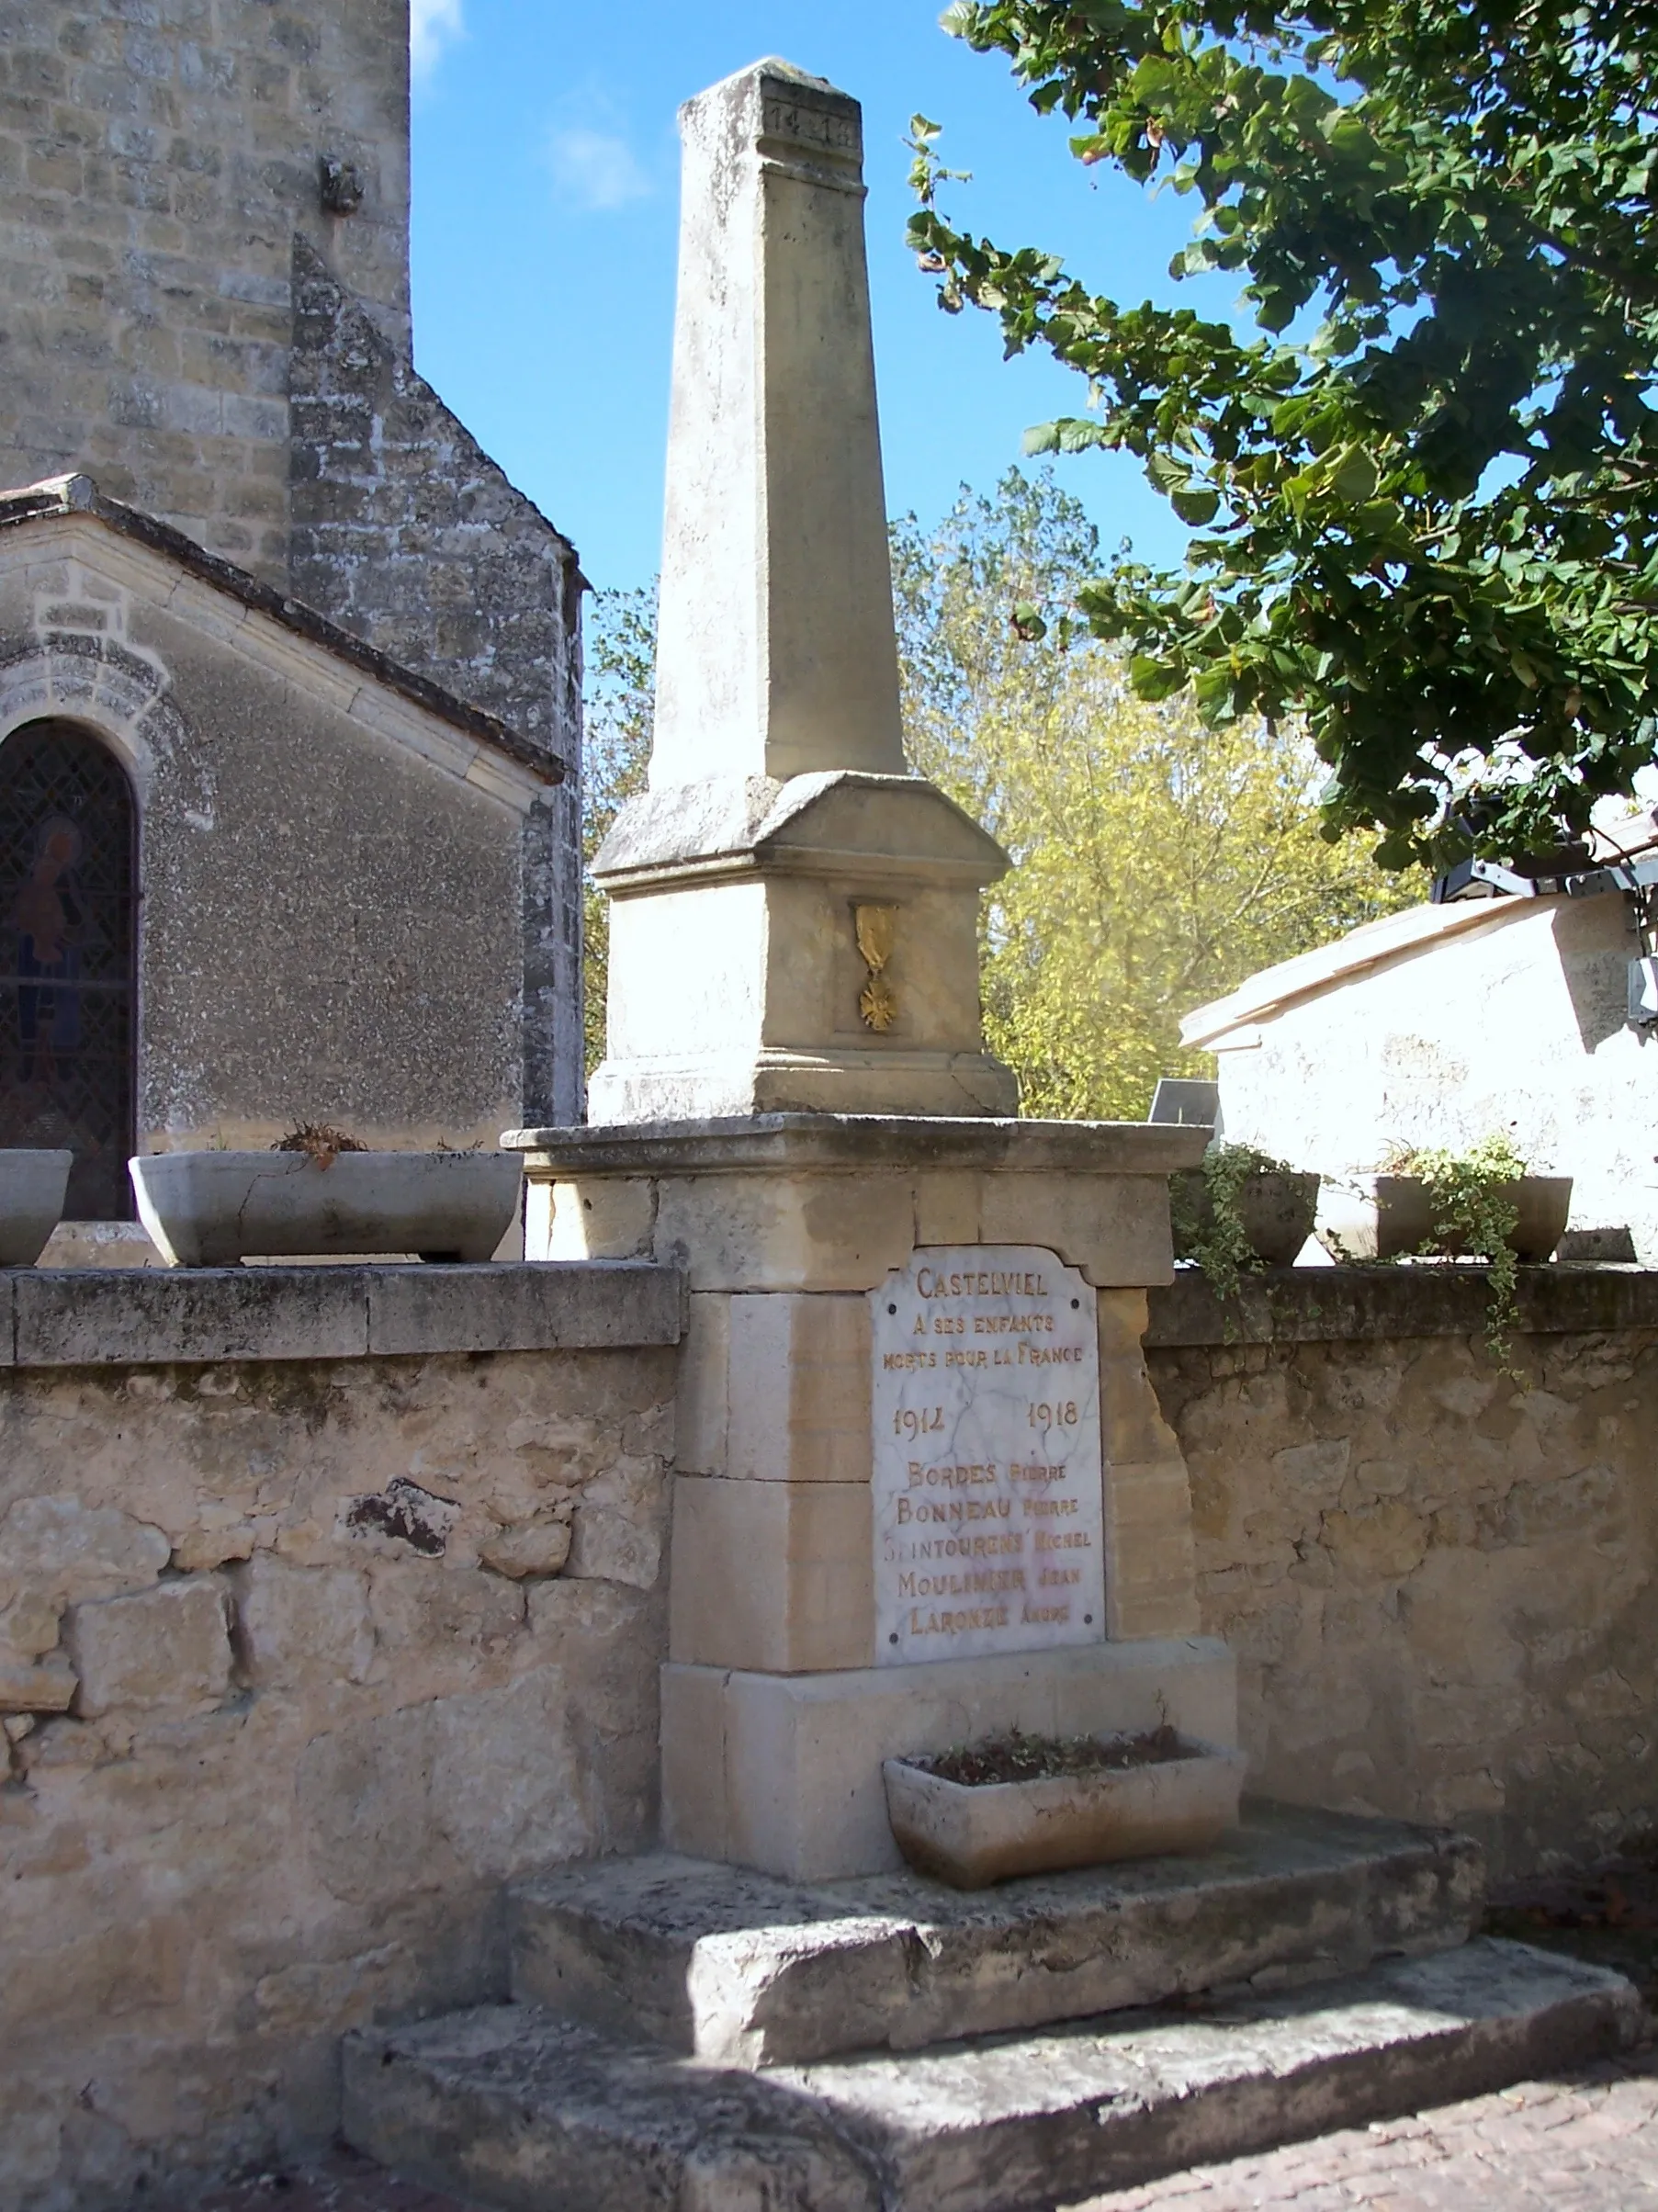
<box><xmin>507</xmin><ymin>1801</ymin><xmax>1484</xmax><ymax>2065</ymax></box>
<box><xmin>343</xmin><ymin>1938</ymin><xmax>1641</xmax><ymax>2212</ymax></box>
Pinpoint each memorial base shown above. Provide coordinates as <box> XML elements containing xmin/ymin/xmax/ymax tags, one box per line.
<box><xmin>503</xmin><ymin>1113</ymin><xmax>1220</xmax><ymax>1883</ymax></box>
<box><xmin>661</xmin><ymin>1636</ymin><xmax>1235</xmax><ymax>1881</ymax></box>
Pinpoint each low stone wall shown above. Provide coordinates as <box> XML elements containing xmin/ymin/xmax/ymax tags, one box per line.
<box><xmin>0</xmin><ymin>1264</ymin><xmax>682</xmax><ymax>2212</ymax></box>
<box><xmin>1146</xmin><ymin>1267</ymin><xmax>1658</xmax><ymax>1881</ymax></box>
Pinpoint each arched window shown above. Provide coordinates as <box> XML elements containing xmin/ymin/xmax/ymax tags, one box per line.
<box><xmin>0</xmin><ymin>720</ymin><xmax>137</xmax><ymax>1221</ymax></box>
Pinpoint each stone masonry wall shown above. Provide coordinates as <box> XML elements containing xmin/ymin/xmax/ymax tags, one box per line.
<box><xmin>0</xmin><ymin>1275</ymin><xmax>677</xmax><ymax>2212</ymax></box>
<box><xmin>1146</xmin><ymin>1270</ymin><xmax>1658</xmax><ymax>1883</ymax></box>
<box><xmin>0</xmin><ymin>0</ymin><xmax>412</xmax><ymax>581</ymax></box>
<box><xmin>0</xmin><ymin>5</ymin><xmax>587</xmax><ymax>1123</ymax></box>
<box><xmin>288</xmin><ymin>240</ymin><xmax>585</xmax><ymax>1119</ymax></box>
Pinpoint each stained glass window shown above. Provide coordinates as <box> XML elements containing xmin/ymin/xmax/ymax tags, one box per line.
<box><xmin>0</xmin><ymin>720</ymin><xmax>137</xmax><ymax>1220</ymax></box>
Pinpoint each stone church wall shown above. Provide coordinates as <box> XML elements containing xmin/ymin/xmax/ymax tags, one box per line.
<box><xmin>1147</xmin><ymin>1269</ymin><xmax>1658</xmax><ymax>1882</ymax></box>
<box><xmin>288</xmin><ymin>241</ymin><xmax>584</xmax><ymax>1119</ymax></box>
<box><xmin>0</xmin><ymin>508</ymin><xmax>546</xmax><ymax>1157</ymax></box>
<box><xmin>0</xmin><ymin>6</ymin><xmax>585</xmax><ymax>1121</ymax></box>
<box><xmin>0</xmin><ymin>1264</ymin><xmax>680</xmax><ymax>2212</ymax></box>
<box><xmin>0</xmin><ymin>0</ymin><xmax>412</xmax><ymax>582</ymax></box>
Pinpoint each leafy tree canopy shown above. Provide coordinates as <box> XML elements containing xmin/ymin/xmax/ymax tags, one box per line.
<box><xmin>908</xmin><ymin>0</ymin><xmax>1658</xmax><ymax>868</ymax></box>
<box><xmin>893</xmin><ymin>470</ymin><xmax>1418</xmax><ymax>1115</ymax></box>
<box><xmin>581</xmin><ymin>585</ymin><xmax>654</xmax><ymax>1073</ymax></box>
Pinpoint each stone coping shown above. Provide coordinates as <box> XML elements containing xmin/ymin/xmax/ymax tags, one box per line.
<box><xmin>1146</xmin><ymin>1264</ymin><xmax>1658</xmax><ymax>1348</ymax></box>
<box><xmin>502</xmin><ymin>1113</ymin><xmax>1209</xmax><ymax>1177</ymax></box>
<box><xmin>0</xmin><ymin>1261</ymin><xmax>684</xmax><ymax>1369</ymax></box>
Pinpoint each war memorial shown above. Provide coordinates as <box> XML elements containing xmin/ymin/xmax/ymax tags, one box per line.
<box><xmin>2</xmin><ymin>20</ymin><xmax>1656</xmax><ymax>2212</ymax></box>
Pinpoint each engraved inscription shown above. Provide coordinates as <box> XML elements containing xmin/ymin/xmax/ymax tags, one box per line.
<box><xmin>760</xmin><ymin>95</ymin><xmax>862</xmax><ymax>160</ymax></box>
<box><xmin>871</xmin><ymin>1246</ymin><xmax>1106</xmax><ymax>1665</ymax></box>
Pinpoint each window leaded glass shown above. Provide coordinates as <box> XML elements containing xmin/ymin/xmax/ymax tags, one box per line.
<box><xmin>0</xmin><ymin>720</ymin><xmax>137</xmax><ymax>1220</ymax></box>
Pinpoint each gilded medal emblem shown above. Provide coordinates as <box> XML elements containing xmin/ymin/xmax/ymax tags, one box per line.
<box><xmin>854</xmin><ymin>904</ymin><xmax>898</xmax><ymax>1032</ymax></box>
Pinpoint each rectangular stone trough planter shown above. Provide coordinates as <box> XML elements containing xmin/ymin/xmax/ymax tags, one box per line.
<box><xmin>130</xmin><ymin>1150</ymin><xmax>524</xmax><ymax>1268</ymax></box>
<box><xmin>883</xmin><ymin>1739</ymin><xmax>1248</xmax><ymax>1890</ymax></box>
<box><xmin>0</xmin><ymin>1148</ymin><xmax>73</xmax><ymax>1266</ymax></box>
<box><xmin>1318</xmin><ymin>1174</ymin><xmax>1573</xmax><ymax>1264</ymax></box>
<box><xmin>1173</xmin><ymin>1168</ymin><xmax>1321</xmax><ymax>1265</ymax></box>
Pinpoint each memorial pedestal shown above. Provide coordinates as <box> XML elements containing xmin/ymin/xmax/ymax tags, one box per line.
<box><xmin>506</xmin><ymin>1112</ymin><xmax>1232</xmax><ymax>1880</ymax></box>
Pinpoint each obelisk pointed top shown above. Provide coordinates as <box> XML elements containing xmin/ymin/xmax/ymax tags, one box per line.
<box><xmin>649</xmin><ymin>57</ymin><xmax>907</xmax><ymax>789</ymax></box>
<box><xmin>699</xmin><ymin>54</ymin><xmax>844</xmax><ymax>96</ymax></box>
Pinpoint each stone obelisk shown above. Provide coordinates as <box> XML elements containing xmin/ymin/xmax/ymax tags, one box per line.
<box><xmin>510</xmin><ymin>60</ymin><xmax>1225</xmax><ymax>1885</ymax></box>
<box><xmin>586</xmin><ymin>60</ymin><xmax>1017</xmax><ymax>1123</ymax></box>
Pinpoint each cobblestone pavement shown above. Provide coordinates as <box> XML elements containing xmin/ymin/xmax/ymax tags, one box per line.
<box><xmin>1068</xmin><ymin>2048</ymin><xmax>1658</xmax><ymax>2211</ymax></box>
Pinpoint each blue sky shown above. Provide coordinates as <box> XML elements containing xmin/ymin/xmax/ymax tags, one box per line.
<box><xmin>408</xmin><ymin>1</ymin><xmax>1228</xmax><ymax>592</ymax></box>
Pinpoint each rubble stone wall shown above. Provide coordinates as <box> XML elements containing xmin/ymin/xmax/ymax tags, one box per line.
<box><xmin>1146</xmin><ymin>1269</ymin><xmax>1658</xmax><ymax>1882</ymax></box>
<box><xmin>0</xmin><ymin>1267</ymin><xmax>679</xmax><ymax>2212</ymax></box>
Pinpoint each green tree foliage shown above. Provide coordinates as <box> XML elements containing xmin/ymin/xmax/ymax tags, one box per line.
<box><xmin>893</xmin><ymin>470</ymin><xmax>1418</xmax><ymax>1115</ymax></box>
<box><xmin>581</xmin><ymin>585</ymin><xmax>655</xmax><ymax>1074</ymax></box>
<box><xmin>908</xmin><ymin>2</ymin><xmax>1658</xmax><ymax>868</ymax></box>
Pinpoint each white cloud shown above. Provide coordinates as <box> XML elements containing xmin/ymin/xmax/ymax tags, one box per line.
<box><xmin>548</xmin><ymin>125</ymin><xmax>651</xmax><ymax>212</ymax></box>
<box><xmin>411</xmin><ymin>0</ymin><xmax>464</xmax><ymax>80</ymax></box>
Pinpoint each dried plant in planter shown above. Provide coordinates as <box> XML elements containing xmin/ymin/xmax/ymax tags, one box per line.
<box><xmin>272</xmin><ymin>1123</ymin><xmax>368</xmax><ymax>1171</ymax></box>
<box><xmin>911</xmin><ymin>1724</ymin><xmax>1188</xmax><ymax>1789</ymax></box>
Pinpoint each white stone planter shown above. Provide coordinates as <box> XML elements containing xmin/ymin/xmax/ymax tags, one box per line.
<box><xmin>0</xmin><ymin>1149</ymin><xmax>73</xmax><ymax>1266</ymax></box>
<box><xmin>129</xmin><ymin>1150</ymin><xmax>524</xmax><ymax>1268</ymax></box>
<box><xmin>1318</xmin><ymin>1174</ymin><xmax>1573</xmax><ymax>1263</ymax></box>
<box><xmin>883</xmin><ymin>1739</ymin><xmax>1248</xmax><ymax>1890</ymax></box>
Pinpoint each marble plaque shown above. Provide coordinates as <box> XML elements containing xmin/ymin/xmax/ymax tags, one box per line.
<box><xmin>871</xmin><ymin>1246</ymin><xmax>1105</xmax><ymax>1667</ymax></box>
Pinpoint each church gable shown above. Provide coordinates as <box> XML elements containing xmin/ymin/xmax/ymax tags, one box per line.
<box><xmin>0</xmin><ymin>480</ymin><xmax>549</xmax><ymax>1175</ymax></box>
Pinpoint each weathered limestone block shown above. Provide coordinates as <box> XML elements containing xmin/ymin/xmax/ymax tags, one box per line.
<box><xmin>0</xmin><ymin>1651</ymin><xmax>77</xmax><ymax>1713</ymax></box>
<box><xmin>1104</xmin><ymin>1460</ymin><xmax>1203</xmax><ymax>1642</ymax></box>
<box><xmin>670</xmin><ymin>1477</ymin><xmax>874</xmax><ymax>1672</ymax></box>
<box><xmin>0</xmin><ymin>1494</ymin><xmax>171</xmax><ymax>1608</ymax></box>
<box><xmin>64</xmin><ymin>1578</ymin><xmax>232</xmax><ymax>1718</ymax></box>
<box><xmin>527</xmin><ymin>1578</ymin><xmax>664</xmax><ymax>1859</ymax></box>
<box><xmin>649</xmin><ymin>1168</ymin><xmax>919</xmax><ymax>1292</ymax></box>
<box><xmin>727</xmin><ymin>1293</ymin><xmax>873</xmax><ymax>1484</ymax></box>
<box><xmin>531</xmin><ymin>1176</ymin><xmax>659</xmax><ymax>1263</ymax></box>
<box><xmin>676</xmin><ymin>1292</ymin><xmax>733</xmax><ymax>1473</ymax></box>
<box><xmin>173</xmin><ymin>1518</ymin><xmax>260</xmax><ymax>1574</ymax></box>
<box><xmin>566</xmin><ymin>1459</ymin><xmax>668</xmax><ymax>1589</ymax></box>
<box><xmin>477</xmin><ymin>1521</ymin><xmax>573</xmax><ymax>1580</ymax></box>
<box><xmin>1099</xmin><ymin>1290</ymin><xmax>1182</xmax><ymax>1465</ymax></box>
<box><xmin>363</xmin><ymin>1562</ymin><xmax>528</xmax><ymax>1696</ymax></box>
<box><xmin>232</xmin><ymin>1555</ymin><xmax>374</xmax><ymax>1692</ymax></box>
<box><xmin>0</xmin><ymin>1586</ymin><xmax>67</xmax><ymax>1664</ymax></box>
<box><xmin>296</xmin><ymin>1666</ymin><xmax>592</xmax><ymax>1902</ymax></box>
<box><xmin>979</xmin><ymin>1175</ymin><xmax>1172</xmax><ymax>1291</ymax></box>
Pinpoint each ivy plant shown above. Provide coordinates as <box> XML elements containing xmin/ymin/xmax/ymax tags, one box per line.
<box><xmin>1171</xmin><ymin>1139</ymin><xmax>1297</xmax><ymax>1303</ymax></box>
<box><xmin>908</xmin><ymin>1</ymin><xmax>1658</xmax><ymax>870</ymax></box>
<box><xmin>1387</xmin><ymin>1131</ymin><xmax>1528</xmax><ymax>1368</ymax></box>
